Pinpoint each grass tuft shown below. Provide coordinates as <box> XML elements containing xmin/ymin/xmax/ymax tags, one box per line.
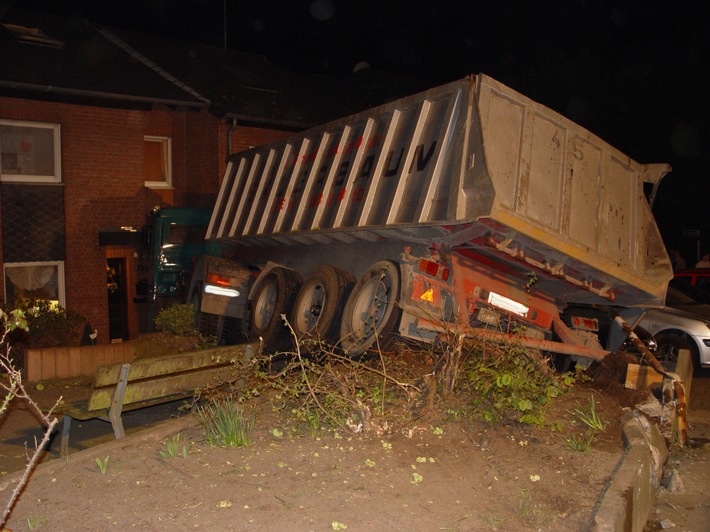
<box><xmin>194</xmin><ymin>398</ymin><xmax>254</xmax><ymax>447</ymax></box>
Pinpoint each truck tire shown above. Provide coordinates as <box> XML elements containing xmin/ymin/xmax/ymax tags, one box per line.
<box><xmin>339</xmin><ymin>261</ymin><xmax>401</xmax><ymax>357</ymax></box>
<box><xmin>249</xmin><ymin>268</ymin><xmax>302</xmax><ymax>352</ymax></box>
<box><xmin>291</xmin><ymin>265</ymin><xmax>355</xmax><ymax>350</ymax></box>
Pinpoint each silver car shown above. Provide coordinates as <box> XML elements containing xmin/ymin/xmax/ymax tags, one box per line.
<box><xmin>638</xmin><ymin>279</ymin><xmax>710</xmax><ymax>370</ymax></box>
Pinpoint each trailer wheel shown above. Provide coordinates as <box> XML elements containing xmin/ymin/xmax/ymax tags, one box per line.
<box><xmin>249</xmin><ymin>268</ymin><xmax>302</xmax><ymax>352</ymax></box>
<box><xmin>340</xmin><ymin>261</ymin><xmax>401</xmax><ymax>357</ymax></box>
<box><xmin>291</xmin><ymin>266</ymin><xmax>355</xmax><ymax>349</ymax></box>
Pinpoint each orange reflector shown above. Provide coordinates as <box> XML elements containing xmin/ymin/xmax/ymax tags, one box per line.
<box><xmin>206</xmin><ymin>273</ymin><xmax>231</xmax><ymax>286</ymax></box>
<box><xmin>420</xmin><ymin>288</ymin><xmax>434</xmax><ymax>302</ymax></box>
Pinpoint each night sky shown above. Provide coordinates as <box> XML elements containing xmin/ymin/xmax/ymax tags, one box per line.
<box><xmin>6</xmin><ymin>0</ymin><xmax>710</xmax><ymax>263</ymax></box>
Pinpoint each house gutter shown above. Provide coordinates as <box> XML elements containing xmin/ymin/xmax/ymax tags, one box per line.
<box><xmin>0</xmin><ymin>80</ymin><xmax>205</xmax><ymax>109</ymax></box>
<box><xmin>222</xmin><ymin>112</ymin><xmax>313</xmax><ymax>132</ymax></box>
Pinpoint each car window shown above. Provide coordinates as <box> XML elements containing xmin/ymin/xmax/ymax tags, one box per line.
<box><xmin>668</xmin><ymin>277</ymin><xmax>710</xmax><ymax>304</ymax></box>
<box><xmin>666</xmin><ymin>287</ymin><xmax>695</xmax><ymax>306</ymax></box>
<box><xmin>696</xmin><ymin>276</ymin><xmax>710</xmax><ymax>292</ymax></box>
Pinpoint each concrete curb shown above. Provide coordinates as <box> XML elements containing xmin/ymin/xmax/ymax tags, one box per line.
<box><xmin>587</xmin><ymin>408</ymin><xmax>668</xmax><ymax>531</ymax></box>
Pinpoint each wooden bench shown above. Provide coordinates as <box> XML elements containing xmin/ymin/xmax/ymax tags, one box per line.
<box><xmin>55</xmin><ymin>341</ymin><xmax>260</xmax><ymax>457</ymax></box>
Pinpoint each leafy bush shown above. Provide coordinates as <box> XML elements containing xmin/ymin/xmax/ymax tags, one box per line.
<box><xmin>154</xmin><ymin>304</ymin><xmax>199</xmax><ymax>336</ymax></box>
<box><xmin>465</xmin><ymin>342</ymin><xmax>572</xmax><ymax>426</ymax></box>
<box><xmin>2</xmin><ymin>298</ymin><xmax>90</xmax><ymax>349</ymax></box>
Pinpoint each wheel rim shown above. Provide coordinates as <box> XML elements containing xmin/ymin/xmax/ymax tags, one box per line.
<box><xmin>657</xmin><ymin>343</ymin><xmax>679</xmax><ymax>363</ymax></box>
<box><xmin>253</xmin><ymin>282</ymin><xmax>277</xmax><ymax>331</ymax></box>
<box><xmin>348</xmin><ymin>274</ymin><xmax>394</xmax><ymax>349</ymax></box>
<box><xmin>295</xmin><ymin>282</ymin><xmax>327</xmax><ymax>333</ymax></box>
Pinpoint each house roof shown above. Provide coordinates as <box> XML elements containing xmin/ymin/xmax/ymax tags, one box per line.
<box><xmin>0</xmin><ymin>11</ymin><xmax>206</xmax><ymax>110</ymax></box>
<box><xmin>102</xmin><ymin>27</ymin><xmax>360</xmax><ymax>128</ymax></box>
<box><xmin>0</xmin><ymin>7</ymin><xmax>427</xmax><ymax>129</ymax></box>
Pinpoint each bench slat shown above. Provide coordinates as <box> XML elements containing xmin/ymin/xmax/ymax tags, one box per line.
<box><xmin>92</xmin><ymin>343</ymin><xmax>257</xmax><ymax>386</ymax></box>
<box><xmin>86</xmin><ymin>363</ymin><xmax>244</xmax><ymax>411</ymax></box>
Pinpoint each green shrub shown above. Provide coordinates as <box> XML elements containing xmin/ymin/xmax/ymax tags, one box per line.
<box><xmin>465</xmin><ymin>342</ymin><xmax>571</xmax><ymax>426</ymax></box>
<box><xmin>2</xmin><ymin>298</ymin><xmax>90</xmax><ymax>349</ymax></box>
<box><xmin>154</xmin><ymin>304</ymin><xmax>198</xmax><ymax>336</ymax></box>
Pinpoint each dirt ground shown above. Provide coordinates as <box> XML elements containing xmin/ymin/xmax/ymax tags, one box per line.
<box><xmin>1</xmin><ymin>352</ymin><xmax>651</xmax><ymax>531</ymax></box>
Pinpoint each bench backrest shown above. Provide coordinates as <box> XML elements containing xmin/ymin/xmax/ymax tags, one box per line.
<box><xmin>85</xmin><ymin>342</ymin><xmax>259</xmax><ymax>412</ymax></box>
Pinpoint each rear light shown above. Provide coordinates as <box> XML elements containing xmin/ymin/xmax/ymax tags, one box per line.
<box><xmin>418</xmin><ymin>258</ymin><xmax>450</xmax><ymax>281</ymax></box>
<box><xmin>570</xmin><ymin>315</ymin><xmax>599</xmax><ymax>332</ymax></box>
<box><xmin>206</xmin><ymin>272</ymin><xmax>232</xmax><ymax>287</ymax></box>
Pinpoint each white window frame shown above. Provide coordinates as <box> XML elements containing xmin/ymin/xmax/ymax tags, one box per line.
<box><xmin>3</xmin><ymin>261</ymin><xmax>66</xmax><ymax>308</ymax></box>
<box><xmin>0</xmin><ymin>119</ymin><xmax>62</xmax><ymax>183</ymax></box>
<box><xmin>144</xmin><ymin>135</ymin><xmax>172</xmax><ymax>189</ymax></box>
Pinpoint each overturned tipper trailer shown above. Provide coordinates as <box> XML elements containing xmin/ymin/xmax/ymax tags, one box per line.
<box><xmin>192</xmin><ymin>74</ymin><xmax>673</xmax><ymax>360</ymax></box>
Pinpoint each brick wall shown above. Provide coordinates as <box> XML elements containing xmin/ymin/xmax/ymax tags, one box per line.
<box><xmin>185</xmin><ymin>111</ymin><xmax>220</xmax><ymax>208</ymax></box>
<box><xmin>1</xmin><ymin>97</ymin><xmax>190</xmax><ymax>343</ymax></box>
<box><xmin>63</xmin><ymin>104</ymin><xmax>157</xmax><ymax>340</ymax></box>
<box><xmin>218</xmin><ymin>123</ymin><xmax>292</xmax><ymax>186</ymax></box>
<box><xmin>1</xmin><ymin>96</ymin><xmax>294</xmax><ymax>345</ymax></box>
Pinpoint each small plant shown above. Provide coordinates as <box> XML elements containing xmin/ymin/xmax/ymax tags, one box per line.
<box><xmin>525</xmin><ymin>271</ymin><xmax>538</xmax><ymax>291</ymax></box>
<box><xmin>564</xmin><ymin>433</ymin><xmax>594</xmax><ymax>452</ymax></box>
<box><xmin>300</xmin><ymin>404</ymin><xmax>322</xmax><ymax>439</ymax></box>
<box><xmin>516</xmin><ymin>488</ymin><xmax>551</xmax><ymax>526</ymax></box>
<box><xmin>479</xmin><ymin>513</ymin><xmax>504</xmax><ymax>527</ymax></box>
<box><xmin>26</xmin><ymin>514</ymin><xmax>48</xmax><ymax>529</ymax></box>
<box><xmin>569</xmin><ymin>395</ymin><xmax>607</xmax><ymax>432</ymax></box>
<box><xmin>159</xmin><ymin>433</ymin><xmax>188</xmax><ymax>459</ymax></box>
<box><xmin>194</xmin><ymin>397</ymin><xmax>255</xmax><ymax>447</ymax></box>
<box><xmin>564</xmin><ymin>395</ymin><xmax>606</xmax><ymax>452</ymax></box>
<box><xmin>154</xmin><ymin>304</ymin><xmax>199</xmax><ymax>336</ymax></box>
<box><xmin>94</xmin><ymin>455</ymin><xmax>110</xmax><ymax>474</ymax></box>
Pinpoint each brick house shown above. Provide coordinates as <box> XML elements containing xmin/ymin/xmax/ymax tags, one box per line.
<box><xmin>0</xmin><ymin>9</ymin><xmax>417</xmax><ymax>345</ymax></box>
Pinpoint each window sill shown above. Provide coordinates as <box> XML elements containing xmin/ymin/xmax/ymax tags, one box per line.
<box><xmin>1</xmin><ymin>176</ymin><xmax>62</xmax><ymax>184</ymax></box>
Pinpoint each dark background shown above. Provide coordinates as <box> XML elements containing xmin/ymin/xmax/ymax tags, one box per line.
<box><xmin>4</xmin><ymin>0</ymin><xmax>709</xmax><ymax>264</ymax></box>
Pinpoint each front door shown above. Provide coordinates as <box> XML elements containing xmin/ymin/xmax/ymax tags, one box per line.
<box><xmin>107</xmin><ymin>257</ymin><xmax>128</xmax><ymax>341</ymax></box>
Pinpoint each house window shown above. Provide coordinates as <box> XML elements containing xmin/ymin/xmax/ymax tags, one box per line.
<box><xmin>4</xmin><ymin>261</ymin><xmax>65</xmax><ymax>307</ymax></box>
<box><xmin>144</xmin><ymin>136</ymin><xmax>172</xmax><ymax>188</ymax></box>
<box><xmin>0</xmin><ymin>119</ymin><xmax>61</xmax><ymax>183</ymax></box>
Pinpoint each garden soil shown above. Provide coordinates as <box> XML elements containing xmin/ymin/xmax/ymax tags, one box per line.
<box><xmin>1</xmin><ymin>352</ymin><xmax>652</xmax><ymax>531</ymax></box>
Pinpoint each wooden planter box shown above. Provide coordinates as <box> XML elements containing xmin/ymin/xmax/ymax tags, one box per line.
<box><xmin>24</xmin><ymin>342</ymin><xmax>136</xmax><ymax>382</ymax></box>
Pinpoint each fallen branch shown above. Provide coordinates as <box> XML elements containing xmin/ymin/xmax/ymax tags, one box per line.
<box><xmin>1</xmin><ymin>310</ymin><xmax>61</xmax><ymax>527</ymax></box>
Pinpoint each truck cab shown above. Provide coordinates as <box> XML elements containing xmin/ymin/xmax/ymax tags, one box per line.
<box><xmin>143</xmin><ymin>207</ymin><xmax>222</xmax><ymax>325</ymax></box>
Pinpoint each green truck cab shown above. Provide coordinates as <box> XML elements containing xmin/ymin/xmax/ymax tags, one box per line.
<box><xmin>146</xmin><ymin>206</ymin><xmax>222</xmax><ymax>308</ymax></box>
